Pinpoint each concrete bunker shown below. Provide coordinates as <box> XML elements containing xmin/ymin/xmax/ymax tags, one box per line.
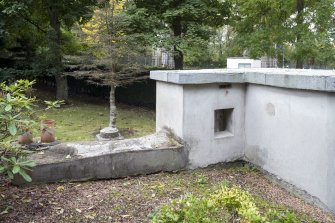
<box><xmin>151</xmin><ymin>68</ymin><xmax>335</xmax><ymax>214</ymax></box>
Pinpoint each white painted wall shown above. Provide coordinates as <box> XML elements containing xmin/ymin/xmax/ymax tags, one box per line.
<box><xmin>156</xmin><ymin>82</ymin><xmax>184</xmax><ymax>138</ymax></box>
<box><xmin>183</xmin><ymin>84</ymin><xmax>245</xmax><ymax>168</ymax></box>
<box><xmin>227</xmin><ymin>58</ymin><xmax>261</xmax><ymax>69</ymax></box>
<box><xmin>326</xmin><ymin>95</ymin><xmax>335</xmax><ymax>212</ymax></box>
<box><xmin>245</xmin><ymin>84</ymin><xmax>335</xmax><ymax>212</ymax></box>
<box><xmin>156</xmin><ymin>82</ymin><xmax>245</xmax><ymax>167</ymax></box>
<box><xmin>152</xmin><ymin>69</ymin><xmax>335</xmax><ymax>213</ymax></box>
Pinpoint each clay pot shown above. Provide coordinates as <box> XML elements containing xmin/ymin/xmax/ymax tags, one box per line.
<box><xmin>18</xmin><ymin>131</ymin><xmax>33</xmax><ymax>145</ymax></box>
<box><xmin>40</xmin><ymin>119</ymin><xmax>56</xmax><ymax>143</ymax></box>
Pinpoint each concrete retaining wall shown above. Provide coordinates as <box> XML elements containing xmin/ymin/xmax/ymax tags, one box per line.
<box><xmin>22</xmin><ymin>147</ymin><xmax>186</xmax><ymax>184</ymax></box>
<box><xmin>14</xmin><ymin>132</ymin><xmax>187</xmax><ymax>185</ymax></box>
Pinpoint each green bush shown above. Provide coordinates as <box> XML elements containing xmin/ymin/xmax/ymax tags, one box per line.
<box><xmin>0</xmin><ymin>80</ymin><xmax>37</xmax><ymax>182</ymax></box>
<box><xmin>0</xmin><ymin>80</ymin><xmax>62</xmax><ymax>182</ymax></box>
<box><xmin>150</xmin><ymin>194</ymin><xmax>230</xmax><ymax>223</ymax></box>
<box><xmin>212</xmin><ymin>185</ymin><xmax>266</xmax><ymax>222</ymax></box>
<box><xmin>150</xmin><ymin>185</ymin><xmax>300</xmax><ymax>223</ymax></box>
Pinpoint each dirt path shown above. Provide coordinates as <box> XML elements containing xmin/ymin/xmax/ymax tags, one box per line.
<box><xmin>0</xmin><ymin>163</ymin><xmax>334</xmax><ymax>223</ymax></box>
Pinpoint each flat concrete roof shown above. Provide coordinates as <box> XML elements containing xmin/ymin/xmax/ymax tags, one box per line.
<box><xmin>150</xmin><ymin>68</ymin><xmax>335</xmax><ymax>92</ymax></box>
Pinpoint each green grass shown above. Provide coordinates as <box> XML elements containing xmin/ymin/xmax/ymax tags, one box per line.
<box><xmin>37</xmin><ymin>100</ymin><xmax>155</xmax><ymax>142</ymax></box>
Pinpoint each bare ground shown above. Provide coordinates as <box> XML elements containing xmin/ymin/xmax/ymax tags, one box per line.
<box><xmin>0</xmin><ymin>162</ymin><xmax>334</xmax><ymax>223</ymax></box>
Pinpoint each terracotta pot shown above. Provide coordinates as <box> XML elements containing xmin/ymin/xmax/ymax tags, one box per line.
<box><xmin>40</xmin><ymin>119</ymin><xmax>56</xmax><ymax>143</ymax></box>
<box><xmin>41</xmin><ymin>119</ymin><xmax>55</xmax><ymax>129</ymax></box>
<box><xmin>18</xmin><ymin>131</ymin><xmax>33</xmax><ymax>145</ymax></box>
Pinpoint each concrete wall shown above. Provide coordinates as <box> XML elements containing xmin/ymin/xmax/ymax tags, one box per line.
<box><xmin>245</xmin><ymin>84</ymin><xmax>335</xmax><ymax>211</ymax></box>
<box><xmin>151</xmin><ymin>68</ymin><xmax>335</xmax><ymax>213</ymax></box>
<box><xmin>183</xmin><ymin>84</ymin><xmax>245</xmax><ymax>167</ymax></box>
<box><xmin>156</xmin><ymin>81</ymin><xmax>184</xmax><ymax>138</ymax></box>
<box><xmin>155</xmin><ymin>82</ymin><xmax>245</xmax><ymax>168</ymax></box>
<box><xmin>326</xmin><ymin>95</ymin><xmax>335</xmax><ymax>212</ymax></box>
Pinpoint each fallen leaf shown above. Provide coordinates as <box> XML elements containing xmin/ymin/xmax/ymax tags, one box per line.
<box><xmin>0</xmin><ymin>210</ymin><xmax>8</xmax><ymax>215</ymax></box>
<box><xmin>85</xmin><ymin>212</ymin><xmax>96</xmax><ymax>219</ymax></box>
<box><xmin>121</xmin><ymin>215</ymin><xmax>131</xmax><ymax>218</ymax></box>
<box><xmin>57</xmin><ymin>186</ymin><xmax>65</xmax><ymax>191</ymax></box>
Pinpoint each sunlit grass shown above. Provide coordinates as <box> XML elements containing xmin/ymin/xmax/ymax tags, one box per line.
<box><xmin>37</xmin><ymin>100</ymin><xmax>155</xmax><ymax>142</ymax></box>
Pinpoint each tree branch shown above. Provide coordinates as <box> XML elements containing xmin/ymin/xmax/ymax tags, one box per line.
<box><xmin>18</xmin><ymin>12</ymin><xmax>48</xmax><ymax>34</ymax></box>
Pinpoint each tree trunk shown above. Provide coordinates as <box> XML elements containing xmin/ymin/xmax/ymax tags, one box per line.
<box><xmin>55</xmin><ymin>75</ymin><xmax>68</xmax><ymax>101</ymax></box>
<box><xmin>48</xmin><ymin>5</ymin><xmax>68</xmax><ymax>101</ymax></box>
<box><xmin>172</xmin><ymin>17</ymin><xmax>183</xmax><ymax>70</ymax></box>
<box><xmin>295</xmin><ymin>0</ymin><xmax>304</xmax><ymax>69</ymax></box>
<box><xmin>173</xmin><ymin>46</ymin><xmax>184</xmax><ymax>70</ymax></box>
<box><xmin>109</xmin><ymin>85</ymin><xmax>117</xmax><ymax>128</ymax></box>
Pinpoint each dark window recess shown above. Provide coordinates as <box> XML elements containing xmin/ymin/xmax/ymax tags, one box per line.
<box><xmin>219</xmin><ymin>83</ymin><xmax>232</xmax><ymax>89</ymax></box>
<box><xmin>214</xmin><ymin>108</ymin><xmax>234</xmax><ymax>135</ymax></box>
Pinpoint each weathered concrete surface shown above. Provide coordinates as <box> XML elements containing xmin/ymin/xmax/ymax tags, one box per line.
<box><xmin>156</xmin><ymin>82</ymin><xmax>184</xmax><ymax>138</ymax></box>
<box><xmin>156</xmin><ymin>82</ymin><xmax>245</xmax><ymax>168</ymax></box>
<box><xmin>14</xmin><ymin>131</ymin><xmax>187</xmax><ymax>185</ymax></box>
<box><xmin>182</xmin><ymin>84</ymin><xmax>245</xmax><ymax>168</ymax></box>
<box><xmin>245</xmin><ymin>84</ymin><xmax>335</xmax><ymax>213</ymax></box>
<box><xmin>96</xmin><ymin>126</ymin><xmax>123</xmax><ymax>141</ymax></box>
<box><xmin>151</xmin><ymin>68</ymin><xmax>335</xmax><ymax>214</ymax></box>
<box><xmin>151</xmin><ymin>68</ymin><xmax>335</xmax><ymax>92</ymax></box>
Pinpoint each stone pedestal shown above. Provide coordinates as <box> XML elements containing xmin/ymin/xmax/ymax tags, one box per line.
<box><xmin>96</xmin><ymin>127</ymin><xmax>123</xmax><ymax>141</ymax></box>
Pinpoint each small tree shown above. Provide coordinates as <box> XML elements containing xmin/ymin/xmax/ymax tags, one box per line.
<box><xmin>74</xmin><ymin>0</ymin><xmax>149</xmax><ymax>140</ymax></box>
<box><xmin>64</xmin><ymin>57</ymin><xmax>147</xmax><ymax>140</ymax></box>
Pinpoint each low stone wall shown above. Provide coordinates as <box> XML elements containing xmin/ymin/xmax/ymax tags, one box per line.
<box><xmin>14</xmin><ymin>131</ymin><xmax>187</xmax><ymax>185</ymax></box>
<box><xmin>151</xmin><ymin>68</ymin><xmax>335</xmax><ymax>214</ymax></box>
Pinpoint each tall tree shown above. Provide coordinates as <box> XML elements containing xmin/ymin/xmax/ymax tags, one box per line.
<box><xmin>229</xmin><ymin>0</ymin><xmax>335</xmax><ymax>68</ymax></box>
<box><xmin>0</xmin><ymin>0</ymin><xmax>98</xmax><ymax>100</ymax></box>
<box><xmin>126</xmin><ymin>0</ymin><xmax>231</xmax><ymax>69</ymax></box>
<box><xmin>0</xmin><ymin>1</ymin><xmax>48</xmax><ymax>80</ymax></box>
<box><xmin>42</xmin><ymin>0</ymin><xmax>98</xmax><ymax>101</ymax></box>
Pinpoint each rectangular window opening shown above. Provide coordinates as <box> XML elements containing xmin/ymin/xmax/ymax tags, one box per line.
<box><xmin>238</xmin><ymin>63</ymin><xmax>251</xmax><ymax>68</ymax></box>
<box><xmin>214</xmin><ymin>108</ymin><xmax>234</xmax><ymax>138</ymax></box>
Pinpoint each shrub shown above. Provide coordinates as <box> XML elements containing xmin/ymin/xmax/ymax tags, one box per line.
<box><xmin>0</xmin><ymin>80</ymin><xmax>62</xmax><ymax>182</ymax></box>
<box><xmin>150</xmin><ymin>185</ymin><xmax>300</xmax><ymax>223</ymax></box>
<box><xmin>212</xmin><ymin>185</ymin><xmax>266</xmax><ymax>222</ymax></box>
<box><xmin>150</xmin><ymin>194</ymin><xmax>230</xmax><ymax>223</ymax></box>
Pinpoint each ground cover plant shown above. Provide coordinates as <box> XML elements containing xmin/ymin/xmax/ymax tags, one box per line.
<box><xmin>0</xmin><ymin>162</ymin><xmax>334</xmax><ymax>222</ymax></box>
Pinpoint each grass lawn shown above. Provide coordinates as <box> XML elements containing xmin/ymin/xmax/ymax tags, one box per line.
<box><xmin>37</xmin><ymin>99</ymin><xmax>155</xmax><ymax>142</ymax></box>
<box><xmin>0</xmin><ymin>163</ymin><xmax>334</xmax><ymax>222</ymax></box>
